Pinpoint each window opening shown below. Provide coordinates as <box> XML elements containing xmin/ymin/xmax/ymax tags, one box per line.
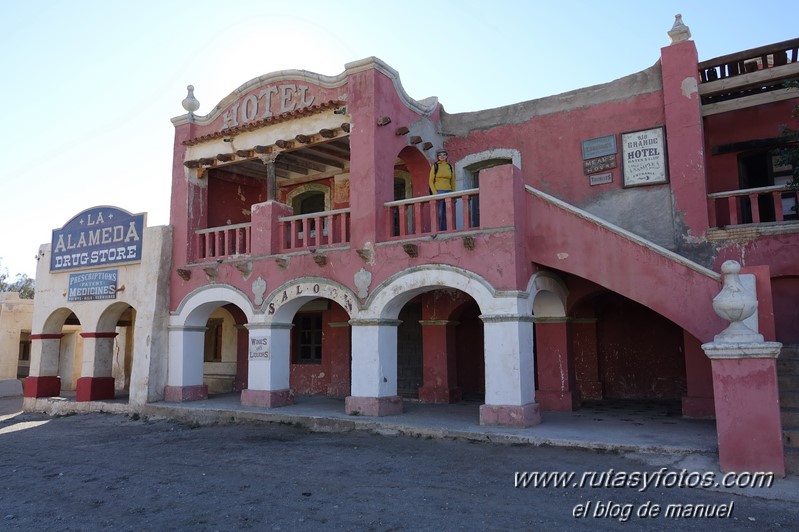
<box><xmin>204</xmin><ymin>318</ymin><xmax>224</xmax><ymax>362</ymax></box>
<box><xmin>294</xmin><ymin>312</ymin><xmax>323</xmax><ymax>364</ymax></box>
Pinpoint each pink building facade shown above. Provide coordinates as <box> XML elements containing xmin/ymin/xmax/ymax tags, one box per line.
<box><xmin>25</xmin><ymin>17</ymin><xmax>799</xmax><ymax>474</ymax></box>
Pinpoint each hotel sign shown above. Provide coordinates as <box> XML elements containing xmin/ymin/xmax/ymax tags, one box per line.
<box><xmin>222</xmin><ymin>83</ymin><xmax>319</xmax><ymax>130</ymax></box>
<box><xmin>67</xmin><ymin>270</ymin><xmax>118</xmax><ymax>302</ymax></box>
<box><xmin>51</xmin><ymin>206</ymin><xmax>145</xmax><ymax>272</ymax></box>
<box><xmin>622</xmin><ymin>127</ymin><xmax>668</xmax><ymax>187</ymax></box>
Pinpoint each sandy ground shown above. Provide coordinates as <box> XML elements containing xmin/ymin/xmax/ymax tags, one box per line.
<box><xmin>1</xmin><ymin>398</ymin><xmax>797</xmax><ymax>531</ymax></box>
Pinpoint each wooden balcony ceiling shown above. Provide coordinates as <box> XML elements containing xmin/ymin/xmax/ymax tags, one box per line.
<box><xmin>236</xmin><ymin>137</ymin><xmax>349</xmax><ymax>182</ymax></box>
<box><xmin>195</xmin><ymin>136</ymin><xmax>351</xmax><ymax>184</ymax></box>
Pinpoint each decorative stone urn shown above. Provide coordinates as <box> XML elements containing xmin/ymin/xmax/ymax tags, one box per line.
<box><xmin>711</xmin><ymin>260</ymin><xmax>764</xmax><ymax>343</ymax></box>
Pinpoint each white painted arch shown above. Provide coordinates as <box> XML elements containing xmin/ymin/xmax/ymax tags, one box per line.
<box><xmin>171</xmin><ymin>284</ymin><xmax>256</xmax><ymax>328</ymax></box>
<box><xmin>525</xmin><ymin>271</ymin><xmax>569</xmax><ymax>317</ymax></box>
<box><xmin>364</xmin><ymin>265</ymin><xmax>522</xmax><ymax>320</ymax></box>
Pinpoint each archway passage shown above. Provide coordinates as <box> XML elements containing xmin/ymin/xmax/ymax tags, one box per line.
<box><xmin>289</xmin><ymin>298</ymin><xmax>351</xmax><ymax>398</ymax></box>
<box><xmin>572</xmin><ymin>291</ymin><xmax>687</xmax><ymax>415</ymax></box>
<box><xmin>201</xmin><ymin>304</ymin><xmax>248</xmax><ymax>395</ymax></box>
<box><xmin>395</xmin><ymin>290</ymin><xmax>484</xmax><ymax>404</ymax></box>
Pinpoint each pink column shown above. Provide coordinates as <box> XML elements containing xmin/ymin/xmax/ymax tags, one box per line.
<box><xmin>535</xmin><ymin>319</ymin><xmax>579</xmax><ymax>411</ymax></box>
<box><xmin>572</xmin><ymin>319</ymin><xmax>602</xmax><ymax>400</ymax></box>
<box><xmin>660</xmin><ymin>21</ymin><xmax>710</xmax><ymax>236</ymax></box>
<box><xmin>418</xmin><ymin>320</ymin><xmax>460</xmax><ymax>403</ymax></box>
<box><xmin>682</xmin><ymin>331</ymin><xmax>714</xmax><ymax>417</ymax></box>
<box><xmin>701</xmin><ymin>260</ymin><xmax>784</xmax><ymax>474</ymax></box>
<box><xmin>703</xmin><ymin>344</ymin><xmax>784</xmax><ymax>475</ymax></box>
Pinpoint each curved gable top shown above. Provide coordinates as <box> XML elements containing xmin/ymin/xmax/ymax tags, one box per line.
<box><xmin>172</xmin><ymin>57</ymin><xmax>439</xmax><ymax>128</ymax></box>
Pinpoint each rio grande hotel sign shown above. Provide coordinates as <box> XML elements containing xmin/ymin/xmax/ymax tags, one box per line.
<box><xmin>51</xmin><ymin>206</ymin><xmax>144</xmax><ymax>272</ymax></box>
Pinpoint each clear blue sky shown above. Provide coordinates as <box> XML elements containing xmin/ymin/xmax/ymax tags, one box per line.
<box><xmin>1</xmin><ymin>1</ymin><xmax>796</xmax><ymax>279</ymax></box>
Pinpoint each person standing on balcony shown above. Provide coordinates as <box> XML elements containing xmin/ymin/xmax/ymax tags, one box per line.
<box><xmin>429</xmin><ymin>149</ymin><xmax>455</xmax><ymax>230</ymax></box>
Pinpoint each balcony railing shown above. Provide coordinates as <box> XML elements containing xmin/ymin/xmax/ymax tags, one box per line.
<box><xmin>195</xmin><ymin>222</ymin><xmax>252</xmax><ymax>261</ymax></box>
<box><xmin>708</xmin><ymin>185</ymin><xmax>798</xmax><ymax>228</ymax></box>
<box><xmin>698</xmin><ymin>38</ymin><xmax>799</xmax><ymax>105</ymax></box>
<box><xmin>279</xmin><ymin>208</ymin><xmax>351</xmax><ymax>252</ymax></box>
<box><xmin>384</xmin><ymin>188</ymin><xmax>480</xmax><ymax>239</ymax></box>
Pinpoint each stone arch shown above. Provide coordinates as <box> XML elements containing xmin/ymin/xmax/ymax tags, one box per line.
<box><xmin>40</xmin><ymin>307</ymin><xmax>81</xmax><ymax>335</ymax></box>
<box><xmin>365</xmin><ymin>265</ymin><xmax>513</xmax><ymax>320</ymax></box>
<box><xmin>95</xmin><ymin>301</ymin><xmax>135</xmax><ymax>332</ymax></box>
<box><xmin>397</xmin><ymin>145</ymin><xmax>431</xmax><ymax>197</ymax></box>
<box><xmin>525</xmin><ymin>271</ymin><xmax>569</xmax><ymax>317</ymax></box>
<box><xmin>263</xmin><ymin>277</ymin><xmax>360</xmax><ymax>324</ymax></box>
<box><xmin>285</xmin><ymin>182</ymin><xmax>331</xmax><ymax>212</ymax></box>
<box><xmin>456</xmin><ymin>148</ymin><xmax>522</xmax><ymax>190</ymax></box>
<box><xmin>172</xmin><ymin>284</ymin><xmax>256</xmax><ymax>328</ymax></box>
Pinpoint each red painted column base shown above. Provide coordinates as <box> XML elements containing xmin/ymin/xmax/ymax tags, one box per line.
<box><xmin>23</xmin><ymin>376</ymin><xmax>61</xmax><ymax>398</ymax></box>
<box><xmin>76</xmin><ymin>377</ymin><xmax>115</xmax><ymax>402</ymax></box>
<box><xmin>480</xmin><ymin>402</ymin><xmax>541</xmax><ymax>427</ymax></box>
<box><xmin>418</xmin><ymin>386</ymin><xmax>462</xmax><ymax>404</ymax></box>
<box><xmin>576</xmin><ymin>381</ymin><xmax>603</xmax><ymax>400</ymax></box>
<box><xmin>164</xmin><ymin>384</ymin><xmax>208</xmax><ymax>402</ymax></box>
<box><xmin>536</xmin><ymin>390</ymin><xmax>580</xmax><ymax>411</ymax></box>
<box><xmin>703</xmin><ymin>342</ymin><xmax>785</xmax><ymax>476</ymax></box>
<box><xmin>681</xmin><ymin>395</ymin><xmax>715</xmax><ymax>418</ymax></box>
<box><xmin>241</xmin><ymin>389</ymin><xmax>294</xmax><ymax>408</ymax></box>
<box><xmin>345</xmin><ymin>395</ymin><xmax>403</xmax><ymax>416</ymax></box>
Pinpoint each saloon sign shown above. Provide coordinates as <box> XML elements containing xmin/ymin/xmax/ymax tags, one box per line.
<box><xmin>51</xmin><ymin>206</ymin><xmax>145</xmax><ymax>272</ymax></box>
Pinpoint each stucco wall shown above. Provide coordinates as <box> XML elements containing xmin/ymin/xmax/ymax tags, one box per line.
<box><xmin>31</xmin><ymin>224</ymin><xmax>172</xmax><ymax>407</ymax></box>
<box><xmin>0</xmin><ymin>292</ymin><xmax>33</xmax><ymax>380</ymax></box>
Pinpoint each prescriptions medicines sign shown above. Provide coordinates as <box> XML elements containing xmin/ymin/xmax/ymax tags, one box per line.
<box><xmin>67</xmin><ymin>270</ymin><xmax>118</xmax><ymax>302</ymax></box>
<box><xmin>51</xmin><ymin>206</ymin><xmax>145</xmax><ymax>272</ymax></box>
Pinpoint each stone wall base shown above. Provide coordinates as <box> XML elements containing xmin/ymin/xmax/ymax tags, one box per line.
<box><xmin>345</xmin><ymin>395</ymin><xmax>403</xmax><ymax>416</ymax></box>
<box><xmin>240</xmin><ymin>389</ymin><xmax>294</xmax><ymax>408</ymax></box>
<box><xmin>164</xmin><ymin>384</ymin><xmax>208</xmax><ymax>402</ymax></box>
<box><xmin>480</xmin><ymin>402</ymin><xmax>541</xmax><ymax>427</ymax></box>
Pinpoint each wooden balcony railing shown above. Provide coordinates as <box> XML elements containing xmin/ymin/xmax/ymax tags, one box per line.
<box><xmin>195</xmin><ymin>222</ymin><xmax>252</xmax><ymax>261</ymax></box>
<box><xmin>279</xmin><ymin>208</ymin><xmax>351</xmax><ymax>252</ymax></box>
<box><xmin>384</xmin><ymin>188</ymin><xmax>480</xmax><ymax>239</ymax></box>
<box><xmin>708</xmin><ymin>185</ymin><xmax>799</xmax><ymax>228</ymax></box>
<box><xmin>698</xmin><ymin>38</ymin><xmax>799</xmax><ymax>105</ymax></box>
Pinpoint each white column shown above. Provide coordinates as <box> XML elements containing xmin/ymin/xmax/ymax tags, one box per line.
<box><xmin>346</xmin><ymin>319</ymin><xmax>403</xmax><ymax>416</ymax></box>
<box><xmin>245</xmin><ymin>323</ymin><xmax>291</xmax><ymax>391</ymax></box>
<box><xmin>241</xmin><ymin>322</ymin><xmax>294</xmax><ymax>408</ymax></box>
<box><xmin>349</xmin><ymin>319</ymin><xmax>400</xmax><ymax>397</ymax></box>
<box><xmin>166</xmin><ymin>325</ymin><xmax>205</xmax><ymax>387</ymax></box>
<box><xmin>479</xmin><ymin>314</ymin><xmax>540</xmax><ymax>426</ymax></box>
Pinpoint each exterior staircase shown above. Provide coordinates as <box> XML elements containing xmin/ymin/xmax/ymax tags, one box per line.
<box><xmin>779</xmin><ymin>345</ymin><xmax>799</xmax><ymax>474</ymax></box>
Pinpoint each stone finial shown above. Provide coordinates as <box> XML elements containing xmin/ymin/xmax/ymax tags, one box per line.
<box><xmin>668</xmin><ymin>14</ymin><xmax>691</xmax><ymax>44</ymax></box>
<box><xmin>711</xmin><ymin>260</ymin><xmax>763</xmax><ymax>343</ymax></box>
<box><xmin>182</xmin><ymin>85</ymin><xmax>200</xmax><ymax>114</ymax></box>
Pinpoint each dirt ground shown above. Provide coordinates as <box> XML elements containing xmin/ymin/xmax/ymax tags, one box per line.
<box><xmin>1</xmin><ymin>401</ymin><xmax>797</xmax><ymax>531</ymax></box>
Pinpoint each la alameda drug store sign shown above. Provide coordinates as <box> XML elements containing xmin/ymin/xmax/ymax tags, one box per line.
<box><xmin>51</xmin><ymin>206</ymin><xmax>144</xmax><ymax>272</ymax></box>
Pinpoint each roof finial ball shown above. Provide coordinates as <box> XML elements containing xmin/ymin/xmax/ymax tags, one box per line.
<box><xmin>668</xmin><ymin>13</ymin><xmax>691</xmax><ymax>44</ymax></box>
<box><xmin>182</xmin><ymin>85</ymin><xmax>200</xmax><ymax>114</ymax></box>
